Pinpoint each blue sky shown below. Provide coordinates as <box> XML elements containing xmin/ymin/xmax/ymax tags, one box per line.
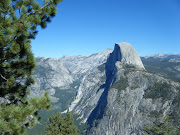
<box><xmin>31</xmin><ymin>0</ymin><xmax>180</xmax><ymax>58</ymax></box>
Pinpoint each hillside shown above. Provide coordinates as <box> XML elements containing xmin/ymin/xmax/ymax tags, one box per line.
<box><xmin>141</xmin><ymin>54</ymin><xmax>180</xmax><ymax>82</ymax></box>
<box><xmin>27</xmin><ymin>43</ymin><xmax>180</xmax><ymax>135</ymax></box>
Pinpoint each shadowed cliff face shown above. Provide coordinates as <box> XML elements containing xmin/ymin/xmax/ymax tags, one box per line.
<box><xmin>25</xmin><ymin>48</ymin><xmax>113</xmax><ymax>135</ymax></box>
<box><xmin>114</xmin><ymin>43</ymin><xmax>145</xmax><ymax>69</ymax></box>
<box><xmin>26</xmin><ymin>42</ymin><xmax>180</xmax><ymax>135</ymax></box>
<box><xmin>87</xmin><ymin>42</ymin><xmax>145</xmax><ymax>127</ymax></box>
<box><xmin>88</xmin><ymin>62</ymin><xmax>179</xmax><ymax>135</ymax></box>
<box><xmin>87</xmin><ymin>48</ymin><xmax>118</xmax><ymax>126</ymax></box>
<box><xmin>67</xmin><ymin>43</ymin><xmax>179</xmax><ymax>135</ymax></box>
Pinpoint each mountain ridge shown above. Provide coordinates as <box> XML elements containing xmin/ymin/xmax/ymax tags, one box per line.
<box><xmin>27</xmin><ymin>43</ymin><xmax>180</xmax><ymax>135</ymax></box>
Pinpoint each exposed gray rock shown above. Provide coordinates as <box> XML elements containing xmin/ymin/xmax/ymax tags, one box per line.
<box><xmin>169</xmin><ymin>58</ymin><xmax>180</xmax><ymax>63</ymax></box>
<box><xmin>30</xmin><ymin>57</ymin><xmax>74</xmax><ymax>102</ymax></box>
<box><xmin>60</xmin><ymin>49</ymin><xmax>113</xmax><ymax>79</ymax></box>
<box><xmin>27</xmin><ymin>42</ymin><xmax>180</xmax><ymax>135</ymax></box>
<box><xmin>69</xmin><ymin>65</ymin><xmax>106</xmax><ymax>119</ymax></box>
<box><xmin>70</xmin><ymin>43</ymin><xmax>145</xmax><ymax>118</ymax></box>
<box><xmin>107</xmin><ymin>43</ymin><xmax>145</xmax><ymax>71</ymax></box>
<box><xmin>67</xmin><ymin>43</ymin><xmax>179</xmax><ymax>135</ymax></box>
<box><xmin>88</xmin><ymin>62</ymin><xmax>179</xmax><ymax>135</ymax></box>
<box><xmin>144</xmin><ymin>53</ymin><xmax>180</xmax><ymax>62</ymax></box>
<box><xmin>144</xmin><ymin>54</ymin><xmax>173</xmax><ymax>59</ymax></box>
<box><xmin>30</xmin><ymin>49</ymin><xmax>112</xmax><ymax>104</ymax></box>
<box><xmin>175</xmin><ymin>65</ymin><xmax>180</xmax><ymax>71</ymax></box>
<box><xmin>117</xmin><ymin>42</ymin><xmax>145</xmax><ymax>69</ymax></box>
<box><xmin>35</xmin><ymin>57</ymin><xmax>74</xmax><ymax>88</ymax></box>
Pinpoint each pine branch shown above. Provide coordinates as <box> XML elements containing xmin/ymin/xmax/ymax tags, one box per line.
<box><xmin>27</xmin><ymin>1</ymin><xmax>53</xmax><ymax>16</ymax></box>
<box><xmin>0</xmin><ymin>74</ymin><xmax>7</xmax><ymax>81</ymax></box>
<box><xmin>11</xmin><ymin>1</ymin><xmax>54</xmax><ymax>25</ymax></box>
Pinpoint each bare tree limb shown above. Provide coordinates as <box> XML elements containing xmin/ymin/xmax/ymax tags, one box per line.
<box><xmin>0</xmin><ymin>74</ymin><xmax>7</xmax><ymax>81</ymax></box>
<box><xmin>27</xmin><ymin>1</ymin><xmax>53</xmax><ymax>16</ymax></box>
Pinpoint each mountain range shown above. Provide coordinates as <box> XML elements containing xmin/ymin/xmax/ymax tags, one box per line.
<box><xmin>28</xmin><ymin>42</ymin><xmax>180</xmax><ymax>135</ymax></box>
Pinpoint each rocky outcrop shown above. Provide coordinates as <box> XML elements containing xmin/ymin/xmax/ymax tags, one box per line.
<box><xmin>68</xmin><ymin>43</ymin><xmax>180</xmax><ymax>135</ymax></box>
<box><xmin>30</xmin><ymin>57</ymin><xmax>74</xmax><ymax>102</ymax></box>
<box><xmin>60</xmin><ymin>48</ymin><xmax>113</xmax><ymax>79</ymax></box>
<box><xmin>106</xmin><ymin>42</ymin><xmax>144</xmax><ymax>70</ymax></box>
<box><xmin>88</xmin><ymin>62</ymin><xmax>179</xmax><ymax>135</ymax></box>
<box><xmin>67</xmin><ymin>49</ymin><xmax>112</xmax><ymax>111</ymax></box>
<box><xmin>30</xmin><ymin>49</ymin><xmax>113</xmax><ymax>104</ymax></box>
<box><xmin>28</xmin><ymin>42</ymin><xmax>180</xmax><ymax>135</ymax></box>
<box><xmin>70</xmin><ymin>42</ymin><xmax>145</xmax><ymax>117</ymax></box>
<box><xmin>69</xmin><ymin>43</ymin><xmax>145</xmax><ymax>111</ymax></box>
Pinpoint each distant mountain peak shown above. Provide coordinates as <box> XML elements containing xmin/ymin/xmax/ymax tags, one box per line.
<box><xmin>144</xmin><ymin>54</ymin><xmax>172</xmax><ymax>59</ymax></box>
<box><xmin>144</xmin><ymin>53</ymin><xmax>180</xmax><ymax>59</ymax></box>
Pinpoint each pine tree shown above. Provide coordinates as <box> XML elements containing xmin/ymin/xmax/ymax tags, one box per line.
<box><xmin>143</xmin><ymin>117</ymin><xmax>180</xmax><ymax>135</ymax></box>
<box><xmin>45</xmin><ymin>110</ymin><xmax>79</xmax><ymax>135</ymax></box>
<box><xmin>0</xmin><ymin>0</ymin><xmax>62</xmax><ymax>134</ymax></box>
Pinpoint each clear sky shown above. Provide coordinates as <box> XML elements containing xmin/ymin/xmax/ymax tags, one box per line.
<box><xmin>31</xmin><ymin>0</ymin><xmax>180</xmax><ymax>58</ymax></box>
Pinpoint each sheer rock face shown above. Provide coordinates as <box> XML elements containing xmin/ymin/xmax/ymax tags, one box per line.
<box><xmin>26</xmin><ymin>42</ymin><xmax>180</xmax><ymax>135</ymax></box>
<box><xmin>30</xmin><ymin>49</ymin><xmax>112</xmax><ymax>103</ymax></box>
<box><xmin>107</xmin><ymin>42</ymin><xmax>145</xmax><ymax>71</ymax></box>
<box><xmin>67</xmin><ymin>49</ymin><xmax>112</xmax><ymax>111</ymax></box>
<box><xmin>69</xmin><ymin>43</ymin><xmax>145</xmax><ymax>112</ymax></box>
<box><xmin>30</xmin><ymin>57</ymin><xmax>74</xmax><ymax>102</ymax></box>
<box><xmin>87</xmin><ymin>62</ymin><xmax>179</xmax><ymax>135</ymax></box>
<box><xmin>70</xmin><ymin>42</ymin><xmax>145</xmax><ymax>113</ymax></box>
<box><xmin>68</xmin><ymin>43</ymin><xmax>179</xmax><ymax>135</ymax></box>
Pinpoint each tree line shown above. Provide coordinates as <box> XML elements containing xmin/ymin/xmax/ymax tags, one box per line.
<box><xmin>0</xmin><ymin>0</ymin><xmax>78</xmax><ymax>134</ymax></box>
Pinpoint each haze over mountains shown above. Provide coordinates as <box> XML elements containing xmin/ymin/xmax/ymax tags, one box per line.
<box><xmin>29</xmin><ymin>42</ymin><xmax>180</xmax><ymax>135</ymax></box>
<box><xmin>142</xmin><ymin>54</ymin><xmax>180</xmax><ymax>82</ymax></box>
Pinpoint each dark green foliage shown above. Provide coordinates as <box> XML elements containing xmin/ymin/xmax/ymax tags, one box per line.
<box><xmin>124</xmin><ymin>64</ymin><xmax>136</xmax><ymax>69</ymax></box>
<box><xmin>55</xmin><ymin>89</ymin><xmax>77</xmax><ymax>111</ymax></box>
<box><xmin>171</xmin><ymin>87</ymin><xmax>180</xmax><ymax>126</ymax></box>
<box><xmin>123</xmin><ymin>64</ymin><xmax>137</xmax><ymax>76</ymax></box>
<box><xmin>112</xmin><ymin>77</ymin><xmax>128</xmax><ymax>90</ymax></box>
<box><xmin>0</xmin><ymin>0</ymin><xmax>62</xmax><ymax>134</ymax></box>
<box><xmin>170</xmin><ymin>110</ymin><xmax>180</xmax><ymax>128</ymax></box>
<box><xmin>27</xmin><ymin>85</ymin><xmax>78</xmax><ymax>135</ymax></box>
<box><xmin>130</xmin><ymin>77</ymin><xmax>141</xmax><ymax>90</ymax></box>
<box><xmin>0</xmin><ymin>91</ymin><xmax>51</xmax><ymax>135</ymax></box>
<box><xmin>144</xmin><ymin>82</ymin><xmax>172</xmax><ymax>100</ymax></box>
<box><xmin>172</xmin><ymin>87</ymin><xmax>180</xmax><ymax>107</ymax></box>
<box><xmin>143</xmin><ymin>118</ymin><xmax>180</xmax><ymax>135</ymax></box>
<box><xmin>27</xmin><ymin>109</ymin><xmax>60</xmax><ymax>135</ymax></box>
<box><xmin>0</xmin><ymin>0</ymin><xmax>62</xmax><ymax>99</ymax></box>
<box><xmin>73</xmin><ymin>114</ymin><xmax>89</xmax><ymax>135</ymax></box>
<box><xmin>45</xmin><ymin>110</ymin><xmax>79</xmax><ymax>135</ymax></box>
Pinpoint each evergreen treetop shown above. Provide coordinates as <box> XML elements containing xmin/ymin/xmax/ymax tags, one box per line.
<box><xmin>0</xmin><ymin>0</ymin><xmax>62</xmax><ymax>134</ymax></box>
<box><xmin>143</xmin><ymin>117</ymin><xmax>180</xmax><ymax>135</ymax></box>
<box><xmin>46</xmin><ymin>110</ymin><xmax>79</xmax><ymax>135</ymax></box>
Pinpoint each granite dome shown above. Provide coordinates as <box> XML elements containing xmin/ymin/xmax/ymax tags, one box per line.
<box><xmin>113</xmin><ymin>42</ymin><xmax>145</xmax><ymax>69</ymax></box>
